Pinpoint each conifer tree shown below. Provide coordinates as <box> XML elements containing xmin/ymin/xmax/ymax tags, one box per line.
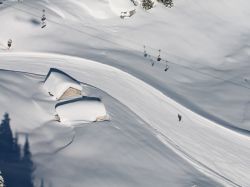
<box><xmin>0</xmin><ymin>113</ymin><xmax>13</xmax><ymax>158</ymax></box>
<box><xmin>0</xmin><ymin>114</ymin><xmax>34</xmax><ymax>187</ymax></box>
<box><xmin>22</xmin><ymin>135</ymin><xmax>34</xmax><ymax>187</ymax></box>
<box><xmin>157</xmin><ymin>0</ymin><xmax>174</xmax><ymax>8</ymax></box>
<box><xmin>141</xmin><ymin>0</ymin><xmax>154</xmax><ymax>10</ymax></box>
<box><xmin>0</xmin><ymin>171</ymin><xmax>5</xmax><ymax>187</ymax></box>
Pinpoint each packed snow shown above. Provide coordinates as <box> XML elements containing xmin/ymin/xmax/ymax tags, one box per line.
<box><xmin>55</xmin><ymin>97</ymin><xmax>108</xmax><ymax>124</ymax></box>
<box><xmin>1</xmin><ymin>0</ymin><xmax>250</xmax><ymax>187</ymax></box>
<box><xmin>0</xmin><ymin>69</ymin><xmax>222</xmax><ymax>187</ymax></box>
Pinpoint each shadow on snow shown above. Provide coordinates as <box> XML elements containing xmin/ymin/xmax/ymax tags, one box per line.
<box><xmin>0</xmin><ymin>113</ymin><xmax>34</xmax><ymax>187</ymax></box>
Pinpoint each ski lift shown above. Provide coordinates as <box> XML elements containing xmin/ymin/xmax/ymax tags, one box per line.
<box><xmin>164</xmin><ymin>60</ymin><xmax>169</xmax><ymax>71</ymax></box>
<box><xmin>143</xmin><ymin>45</ymin><xmax>147</xmax><ymax>57</ymax></box>
<box><xmin>41</xmin><ymin>9</ymin><xmax>46</xmax><ymax>28</ymax></box>
<box><xmin>150</xmin><ymin>59</ymin><xmax>154</xmax><ymax>66</ymax></box>
<box><xmin>41</xmin><ymin>22</ymin><xmax>46</xmax><ymax>28</ymax></box>
<box><xmin>41</xmin><ymin>15</ymin><xmax>46</xmax><ymax>22</ymax></box>
<box><xmin>120</xmin><ymin>11</ymin><xmax>125</xmax><ymax>19</ymax></box>
<box><xmin>157</xmin><ymin>49</ymin><xmax>161</xmax><ymax>61</ymax></box>
<box><xmin>7</xmin><ymin>39</ymin><xmax>12</xmax><ymax>49</ymax></box>
<box><xmin>164</xmin><ymin>64</ymin><xmax>169</xmax><ymax>71</ymax></box>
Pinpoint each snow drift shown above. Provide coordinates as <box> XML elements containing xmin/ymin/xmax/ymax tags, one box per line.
<box><xmin>43</xmin><ymin>68</ymin><xmax>82</xmax><ymax>100</ymax></box>
<box><xmin>55</xmin><ymin>97</ymin><xmax>108</xmax><ymax>124</ymax></box>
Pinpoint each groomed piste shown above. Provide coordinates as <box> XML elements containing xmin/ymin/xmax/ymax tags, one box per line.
<box><xmin>0</xmin><ymin>52</ymin><xmax>250</xmax><ymax>187</ymax></box>
<box><xmin>1</xmin><ymin>0</ymin><xmax>250</xmax><ymax>186</ymax></box>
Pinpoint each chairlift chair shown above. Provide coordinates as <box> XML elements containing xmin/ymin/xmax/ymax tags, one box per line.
<box><xmin>164</xmin><ymin>65</ymin><xmax>169</xmax><ymax>71</ymax></box>
<box><xmin>164</xmin><ymin>60</ymin><xmax>169</xmax><ymax>71</ymax></box>
<box><xmin>143</xmin><ymin>45</ymin><xmax>148</xmax><ymax>57</ymax></box>
<box><xmin>41</xmin><ymin>15</ymin><xmax>46</xmax><ymax>21</ymax></box>
<box><xmin>157</xmin><ymin>49</ymin><xmax>161</xmax><ymax>61</ymax></box>
<box><xmin>41</xmin><ymin>22</ymin><xmax>46</xmax><ymax>28</ymax></box>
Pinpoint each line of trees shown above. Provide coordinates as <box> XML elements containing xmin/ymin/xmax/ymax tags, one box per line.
<box><xmin>141</xmin><ymin>0</ymin><xmax>173</xmax><ymax>10</ymax></box>
<box><xmin>0</xmin><ymin>113</ymin><xmax>34</xmax><ymax>187</ymax></box>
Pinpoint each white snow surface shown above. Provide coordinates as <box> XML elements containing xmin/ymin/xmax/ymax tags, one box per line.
<box><xmin>0</xmin><ymin>52</ymin><xmax>249</xmax><ymax>187</ymax></box>
<box><xmin>1</xmin><ymin>0</ymin><xmax>250</xmax><ymax>186</ymax></box>
<box><xmin>0</xmin><ymin>68</ymin><xmax>221</xmax><ymax>187</ymax></box>
<box><xmin>43</xmin><ymin>69</ymin><xmax>82</xmax><ymax>100</ymax></box>
<box><xmin>56</xmin><ymin>98</ymin><xmax>107</xmax><ymax>124</ymax></box>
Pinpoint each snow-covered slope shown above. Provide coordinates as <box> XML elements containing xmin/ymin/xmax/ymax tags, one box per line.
<box><xmin>1</xmin><ymin>52</ymin><xmax>250</xmax><ymax>187</ymax></box>
<box><xmin>1</xmin><ymin>0</ymin><xmax>250</xmax><ymax>131</ymax></box>
<box><xmin>0</xmin><ymin>68</ymin><xmax>221</xmax><ymax>187</ymax></box>
<box><xmin>1</xmin><ymin>0</ymin><xmax>250</xmax><ymax>186</ymax></box>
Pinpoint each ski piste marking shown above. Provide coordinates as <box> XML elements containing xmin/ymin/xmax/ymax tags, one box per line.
<box><xmin>0</xmin><ymin>52</ymin><xmax>248</xmax><ymax>187</ymax></box>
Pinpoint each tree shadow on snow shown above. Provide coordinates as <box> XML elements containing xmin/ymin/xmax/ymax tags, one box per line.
<box><xmin>30</xmin><ymin>18</ymin><xmax>41</xmax><ymax>26</ymax></box>
<box><xmin>0</xmin><ymin>113</ymin><xmax>35</xmax><ymax>187</ymax></box>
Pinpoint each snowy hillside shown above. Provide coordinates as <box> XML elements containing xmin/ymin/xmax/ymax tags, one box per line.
<box><xmin>0</xmin><ymin>0</ymin><xmax>250</xmax><ymax>187</ymax></box>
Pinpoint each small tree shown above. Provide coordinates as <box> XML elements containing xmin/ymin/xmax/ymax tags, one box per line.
<box><xmin>142</xmin><ymin>0</ymin><xmax>154</xmax><ymax>10</ymax></box>
<box><xmin>157</xmin><ymin>0</ymin><xmax>174</xmax><ymax>8</ymax></box>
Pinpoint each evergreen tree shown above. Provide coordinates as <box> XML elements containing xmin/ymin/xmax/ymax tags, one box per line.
<box><xmin>0</xmin><ymin>113</ymin><xmax>13</xmax><ymax>161</ymax></box>
<box><xmin>157</xmin><ymin>0</ymin><xmax>174</xmax><ymax>8</ymax></box>
<box><xmin>21</xmin><ymin>135</ymin><xmax>34</xmax><ymax>187</ymax></box>
<box><xmin>0</xmin><ymin>113</ymin><xmax>34</xmax><ymax>187</ymax></box>
<box><xmin>141</xmin><ymin>0</ymin><xmax>154</xmax><ymax>10</ymax></box>
<box><xmin>40</xmin><ymin>178</ymin><xmax>44</xmax><ymax>187</ymax></box>
<box><xmin>0</xmin><ymin>171</ymin><xmax>5</xmax><ymax>187</ymax></box>
<box><xmin>12</xmin><ymin>133</ymin><xmax>21</xmax><ymax>162</ymax></box>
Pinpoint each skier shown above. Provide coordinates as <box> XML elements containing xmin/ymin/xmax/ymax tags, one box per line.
<box><xmin>178</xmin><ymin>114</ymin><xmax>182</xmax><ymax>122</ymax></box>
<box><xmin>7</xmin><ymin>39</ymin><xmax>12</xmax><ymax>49</ymax></box>
<box><xmin>164</xmin><ymin>64</ymin><xmax>169</xmax><ymax>71</ymax></box>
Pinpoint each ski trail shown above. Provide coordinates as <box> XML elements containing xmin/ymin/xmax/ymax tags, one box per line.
<box><xmin>0</xmin><ymin>52</ymin><xmax>250</xmax><ymax>186</ymax></box>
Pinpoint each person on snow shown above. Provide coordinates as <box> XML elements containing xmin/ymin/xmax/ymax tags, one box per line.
<box><xmin>178</xmin><ymin>114</ymin><xmax>182</xmax><ymax>122</ymax></box>
<box><xmin>7</xmin><ymin>39</ymin><xmax>12</xmax><ymax>49</ymax></box>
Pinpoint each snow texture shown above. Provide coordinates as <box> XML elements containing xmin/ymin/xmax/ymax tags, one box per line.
<box><xmin>55</xmin><ymin>97</ymin><xmax>108</xmax><ymax>124</ymax></box>
<box><xmin>1</xmin><ymin>0</ymin><xmax>250</xmax><ymax>186</ymax></box>
<box><xmin>43</xmin><ymin>68</ymin><xmax>82</xmax><ymax>100</ymax></box>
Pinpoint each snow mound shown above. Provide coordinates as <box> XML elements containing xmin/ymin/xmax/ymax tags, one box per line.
<box><xmin>43</xmin><ymin>68</ymin><xmax>82</xmax><ymax>100</ymax></box>
<box><xmin>55</xmin><ymin>97</ymin><xmax>108</xmax><ymax>124</ymax></box>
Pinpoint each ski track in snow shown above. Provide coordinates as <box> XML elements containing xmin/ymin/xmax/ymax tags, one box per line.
<box><xmin>0</xmin><ymin>52</ymin><xmax>249</xmax><ymax>187</ymax></box>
